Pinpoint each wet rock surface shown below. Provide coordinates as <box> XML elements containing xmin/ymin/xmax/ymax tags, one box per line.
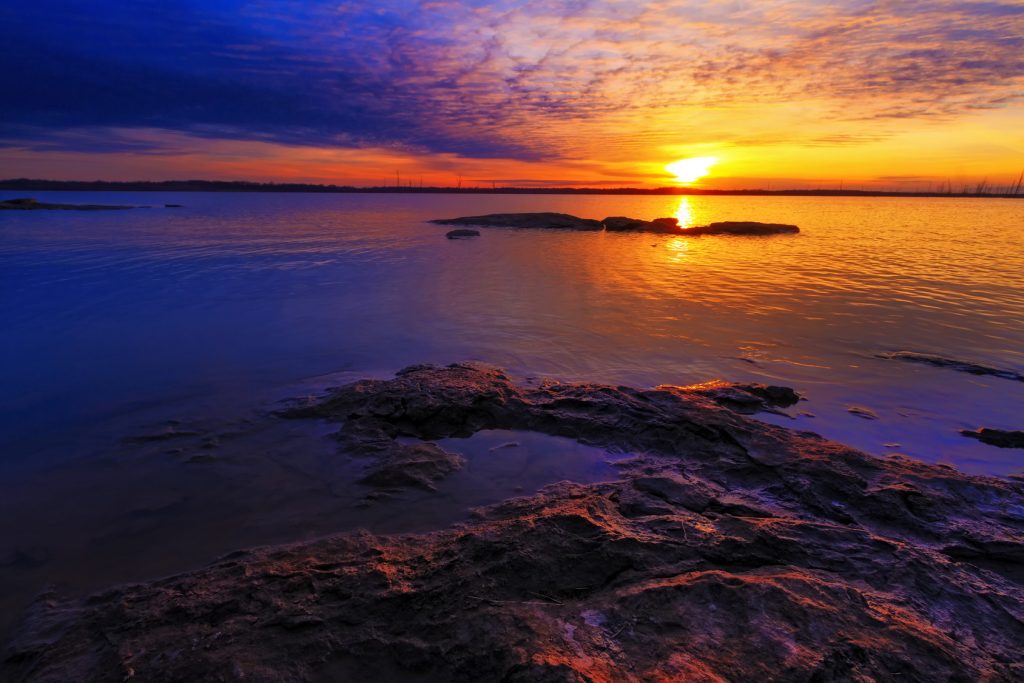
<box><xmin>431</xmin><ymin>213</ymin><xmax>800</xmax><ymax>236</ymax></box>
<box><xmin>878</xmin><ymin>351</ymin><xmax>1024</xmax><ymax>382</ymax></box>
<box><xmin>0</xmin><ymin>197</ymin><xmax>137</xmax><ymax>211</ymax></box>
<box><xmin>4</xmin><ymin>363</ymin><xmax>1023</xmax><ymax>682</ymax></box>
<box><xmin>962</xmin><ymin>427</ymin><xmax>1024</xmax><ymax>449</ymax></box>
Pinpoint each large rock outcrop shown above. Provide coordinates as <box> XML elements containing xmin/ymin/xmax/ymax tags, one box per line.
<box><xmin>3</xmin><ymin>363</ymin><xmax>1022</xmax><ymax>682</ymax></box>
<box><xmin>430</xmin><ymin>213</ymin><xmax>799</xmax><ymax>236</ymax></box>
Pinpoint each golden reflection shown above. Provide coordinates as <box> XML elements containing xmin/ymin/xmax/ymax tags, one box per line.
<box><xmin>675</xmin><ymin>197</ymin><xmax>696</xmax><ymax>228</ymax></box>
<box><xmin>665</xmin><ymin>237</ymin><xmax>689</xmax><ymax>264</ymax></box>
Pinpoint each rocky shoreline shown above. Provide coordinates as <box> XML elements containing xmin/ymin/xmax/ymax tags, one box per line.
<box><xmin>3</xmin><ymin>363</ymin><xmax>1023</xmax><ymax>681</ymax></box>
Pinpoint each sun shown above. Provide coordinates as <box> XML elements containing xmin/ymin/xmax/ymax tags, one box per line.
<box><xmin>666</xmin><ymin>156</ymin><xmax>718</xmax><ymax>185</ymax></box>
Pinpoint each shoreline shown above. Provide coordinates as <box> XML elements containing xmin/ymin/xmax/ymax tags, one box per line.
<box><xmin>3</xmin><ymin>180</ymin><xmax>1024</xmax><ymax>199</ymax></box>
<box><xmin>4</xmin><ymin>363</ymin><xmax>1022</xmax><ymax>681</ymax></box>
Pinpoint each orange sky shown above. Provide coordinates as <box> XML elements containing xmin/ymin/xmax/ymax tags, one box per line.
<box><xmin>2</xmin><ymin>1</ymin><xmax>1022</xmax><ymax>189</ymax></box>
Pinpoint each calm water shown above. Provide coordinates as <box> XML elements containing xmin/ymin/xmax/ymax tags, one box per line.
<box><xmin>1</xmin><ymin>191</ymin><xmax>1023</xmax><ymax>630</ymax></box>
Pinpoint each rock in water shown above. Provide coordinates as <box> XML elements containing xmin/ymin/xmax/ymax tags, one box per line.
<box><xmin>877</xmin><ymin>351</ymin><xmax>1024</xmax><ymax>382</ymax></box>
<box><xmin>961</xmin><ymin>427</ymin><xmax>1024</xmax><ymax>449</ymax></box>
<box><xmin>432</xmin><ymin>212</ymin><xmax>604</xmax><ymax>230</ymax></box>
<box><xmin>0</xmin><ymin>197</ymin><xmax>137</xmax><ymax>211</ymax></box>
<box><xmin>431</xmin><ymin>213</ymin><xmax>799</xmax><ymax>236</ymax></box>
<box><xmin>5</xmin><ymin>363</ymin><xmax>1022</xmax><ymax>682</ymax></box>
<box><xmin>603</xmin><ymin>216</ymin><xmax>683</xmax><ymax>233</ymax></box>
<box><xmin>0</xmin><ymin>197</ymin><xmax>39</xmax><ymax>209</ymax></box>
<box><xmin>682</xmin><ymin>221</ymin><xmax>800</xmax><ymax>235</ymax></box>
<box><xmin>446</xmin><ymin>229</ymin><xmax>480</xmax><ymax>239</ymax></box>
<box><xmin>847</xmin><ymin>405</ymin><xmax>879</xmax><ymax>420</ymax></box>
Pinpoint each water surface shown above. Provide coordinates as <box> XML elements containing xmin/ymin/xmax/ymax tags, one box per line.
<box><xmin>2</xmin><ymin>191</ymin><xmax>1022</xmax><ymax>631</ymax></box>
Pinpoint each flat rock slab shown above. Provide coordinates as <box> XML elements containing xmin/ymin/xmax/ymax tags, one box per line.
<box><xmin>4</xmin><ymin>363</ymin><xmax>1022</xmax><ymax>682</ymax></box>
<box><xmin>432</xmin><ymin>212</ymin><xmax>604</xmax><ymax>231</ymax></box>
<box><xmin>878</xmin><ymin>351</ymin><xmax>1024</xmax><ymax>382</ymax></box>
<box><xmin>0</xmin><ymin>197</ymin><xmax>138</xmax><ymax>211</ymax></box>
<box><xmin>431</xmin><ymin>212</ymin><xmax>799</xmax><ymax>236</ymax></box>
<box><xmin>962</xmin><ymin>427</ymin><xmax>1024</xmax><ymax>449</ymax></box>
<box><xmin>682</xmin><ymin>220</ymin><xmax>800</xmax><ymax>235</ymax></box>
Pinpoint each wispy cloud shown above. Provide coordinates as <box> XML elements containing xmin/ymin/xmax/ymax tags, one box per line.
<box><xmin>0</xmin><ymin>0</ymin><xmax>1021</xmax><ymax>181</ymax></box>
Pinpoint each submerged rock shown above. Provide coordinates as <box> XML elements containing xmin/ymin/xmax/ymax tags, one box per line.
<box><xmin>961</xmin><ymin>427</ymin><xmax>1024</xmax><ymax>449</ymax></box>
<box><xmin>445</xmin><ymin>228</ymin><xmax>480</xmax><ymax>239</ymax></box>
<box><xmin>0</xmin><ymin>197</ymin><xmax>137</xmax><ymax>211</ymax></box>
<box><xmin>432</xmin><ymin>212</ymin><xmax>604</xmax><ymax>231</ymax></box>
<box><xmin>847</xmin><ymin>405</ymin><xmax>879</xmax><ymax>420</ymax></box>
<box><xmin>681</xmin><ymin>220</ymin><xmax>800</xmax><ymax>236</ymax></box>
<box><xmin>877</xmin><ymin>351</ymin><xmax>1024</xmax><ymax>382</ymax></box>
<box><xmin>4</xmin><ymin>363</ymin><xmax>1023</xmax><ymax>682</ymax></box>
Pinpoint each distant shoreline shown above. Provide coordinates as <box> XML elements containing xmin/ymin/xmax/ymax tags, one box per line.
<box><xmin>1</xmin><ymin>178</ymin><xmax>1022</xmax><ymax>199</ymax></box>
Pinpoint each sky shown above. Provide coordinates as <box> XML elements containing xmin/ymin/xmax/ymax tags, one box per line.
<box><xmin>1</xmin><ymin>0</ymin><xmax>1022</xmax><ymax>189</ymax></box>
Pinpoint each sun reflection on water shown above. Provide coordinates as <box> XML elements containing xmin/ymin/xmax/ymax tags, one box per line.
<box><xmin>675</xmin><ymin>197</ymin><xmax>697</xmax><ymax>228</ymax></box>
<box><xmin>665</xmin><ymin>237</ymin><xmax>689</xmax><ymax>264</ymax></box>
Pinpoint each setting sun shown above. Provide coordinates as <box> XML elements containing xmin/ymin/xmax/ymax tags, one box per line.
<box><xmin>666</xmin><ymin>156</ymin><xmax>718</xmax><ymax>185</ymax></box>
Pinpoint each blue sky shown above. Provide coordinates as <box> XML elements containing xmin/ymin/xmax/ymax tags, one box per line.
<box><xmin>1</xmin><ymin>1</ymin><xmax>1022</xmax><ymax>186</ymax></box>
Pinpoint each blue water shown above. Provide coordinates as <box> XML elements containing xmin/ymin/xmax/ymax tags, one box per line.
<box><xmin>3</xmin><ymin>191</ymin><xmax>1022</xmax><ymax>473</ymax></box>
<box><xmin>1</xmin><ymin>191</ymin><xmax>1023</xmax><ymax>629</ymax></box>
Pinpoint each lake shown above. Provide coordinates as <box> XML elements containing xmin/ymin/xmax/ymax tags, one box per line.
<box><xmin>1</xmin><ymin>191</ymin><xmax>1022</xmax><ymax>632</ymax></box>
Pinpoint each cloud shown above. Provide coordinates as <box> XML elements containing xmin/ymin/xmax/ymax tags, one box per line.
<box><xmin>0</xmin><ymin>0</ymin><xmax>1021</xmax><ymax>165</ymax></box>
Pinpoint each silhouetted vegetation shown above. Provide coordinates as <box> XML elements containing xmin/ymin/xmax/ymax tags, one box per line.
<box><xmin>1</xmin><ymin>178</ymin><xmax>1022</xmax><ymax>197</ymax></box>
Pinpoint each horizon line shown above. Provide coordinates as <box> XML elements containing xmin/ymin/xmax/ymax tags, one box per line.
<box><xmin>1</xmin><ymin>178</ymin><xmax>1023</xmax><ymax>199</ymax></box>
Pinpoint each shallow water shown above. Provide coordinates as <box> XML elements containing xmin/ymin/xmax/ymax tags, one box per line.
<box><xmin>1</xmin><ymin>191</ymin><xmax>1023</xmax><ymax>631</ymax></box>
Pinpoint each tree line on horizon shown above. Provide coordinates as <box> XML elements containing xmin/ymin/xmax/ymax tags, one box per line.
<box><xmin>1</xmin><ymin>177</ymin><xmax>1022</xmax><ymax>197</ymax></box>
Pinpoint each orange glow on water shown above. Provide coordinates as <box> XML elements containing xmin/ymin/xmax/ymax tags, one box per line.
<box><xmin>675</xmin><ymin>197</ymin><xmax>696</xmax><ymax>228</ymax></box>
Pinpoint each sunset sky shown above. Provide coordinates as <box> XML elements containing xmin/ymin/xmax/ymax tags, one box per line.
<box><xmin>1</xmin><ymin>0</ymin><xmax>1022</xmax><ymax>189</ymax></box>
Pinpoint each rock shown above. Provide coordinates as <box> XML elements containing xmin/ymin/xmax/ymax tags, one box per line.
<box><xmin>431</xmin><ymin>213</ymin><xmax>799</xmax><ymax>237</ymax></box>
<box><xmin>4</xmin><ymin>363</ymin><xmax>1023</xmax><ymax>682</ymax></box>
<box><xmin>602</xmin><ymin>216</ymin><xmax>682</xmax><ymax>233</ymax></box>
<box><xmin>431</xmin><ymin>212</ymin><xmax>604</xmax><ymax>231</ymax></box>
<box><xmin>0</xmin><ymin>197</ymin><xmax>39</xmax><ymax>208</ymax></box>
<box><xmin>682</xmin><ymin>221</ymin><xmax>800</xmax><ymax>236</ymax></box>
<box><xmin>961</xmin><ymin>428</ymin><xmax>1024</xmax><ymax>449</ymax></box>
<box><xmin>847</xmin><ymin>405</ymin><xmax>879</xmax><ymax>420</ymax></box>
<box><xmin>446</xmin><ymin>229</ymin><xmax>480</xmax><ymax>239</ymax></box>
<box><xmin>677</xmin><ymin>379</ymin><xmax>800</xmax><ymax>414</ymax></box>
<box><xmin>358</xmin><ymin>441</ymin><xmax>465</xmax><ymax>490</ymax></box>
<box><xmin>164</xmin><ymin>204</ymin><xmax>184</xmax><ymax>208</ymax></box>
<box><xmin>0</xmin><ymin>197</ymin><xmax>137</xmax><ymax>211</ymax></box>
<box><xmin>877</xmin><ymin>351</ymin><xmax>1024</xmax><ymax>382</ymax></box>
